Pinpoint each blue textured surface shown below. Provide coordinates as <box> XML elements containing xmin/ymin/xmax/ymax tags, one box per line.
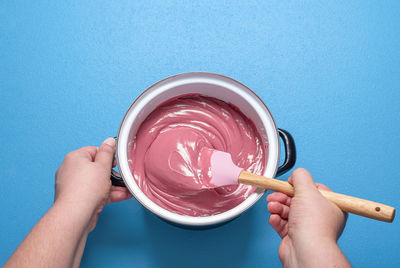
<box><xmin>1</xmin><ymin>1</ymin><xmax>399</xmax><ymax>267</ymax></box>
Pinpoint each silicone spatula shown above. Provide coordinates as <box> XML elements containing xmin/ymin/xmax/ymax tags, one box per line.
<box><xmin>208</xmin><ymin>149</ymin><xmax>395</xmax><ymax>223</ymax></box>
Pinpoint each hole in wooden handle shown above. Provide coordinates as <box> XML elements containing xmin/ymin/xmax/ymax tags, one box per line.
<box><xmin>375</xmin><ymin>207</ymin><xmax>381</xmax><ymax>212</ymax></box>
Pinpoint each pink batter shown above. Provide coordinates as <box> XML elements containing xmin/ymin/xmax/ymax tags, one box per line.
<box><xmin>128</xmin><ymin>95</ymin><xmax>267</xmax><ymax>216</ymax></box>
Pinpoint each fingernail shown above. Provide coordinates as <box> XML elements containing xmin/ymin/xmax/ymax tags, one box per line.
<box><xmin>103</xmin><ymin>137</ymin><xmax>115</xmax><ymax>147</ymax></box>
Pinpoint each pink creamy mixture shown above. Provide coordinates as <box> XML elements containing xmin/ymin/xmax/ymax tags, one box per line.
<box><xmin>128</xmin><ymin>95</ymin><xmax>267</xmax><ymax>216</ymax></box>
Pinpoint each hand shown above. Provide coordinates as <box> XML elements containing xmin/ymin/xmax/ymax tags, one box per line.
<box><xmin>267</xmin><ymin>168</ymin><xmax>350</xmax><ymax>267</ymax></box>
<box><xmin>55</xmin><ymin>138</ymin><xmax>132</xmax><ymax>231</ymax></box>
<box><xmin>4</xmin><ymin>138</ymin><xmax>132</xmax><ymax>268</ymax></box>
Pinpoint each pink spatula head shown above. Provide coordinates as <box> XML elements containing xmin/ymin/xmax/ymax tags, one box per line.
<box><xmin>208</xmin><ymin>150</ymin><xmax>243</xmax><ymax>187</ymax></box>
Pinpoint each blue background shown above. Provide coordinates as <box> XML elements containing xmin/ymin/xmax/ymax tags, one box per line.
<box><xmin>1</xmin><ymin>1</ymin><xmax>399</xmax><ymax>267</ymax></box>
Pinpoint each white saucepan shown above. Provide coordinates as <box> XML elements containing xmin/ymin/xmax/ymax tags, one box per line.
<box><xmin>111</xmin><ymin>72</ymin><xmax>296</xmax><ymax>227</ymax></box>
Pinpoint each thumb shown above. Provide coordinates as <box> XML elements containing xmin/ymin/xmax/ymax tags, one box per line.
<box><xmin>95</xmin><ymin>137</ymin><xmax>115</xmax><ymax>168</ymax></box>
<box><xmin>288</xmin><ymin>168</ymin><xmax>317</xmax><ymax>195</ymax></box>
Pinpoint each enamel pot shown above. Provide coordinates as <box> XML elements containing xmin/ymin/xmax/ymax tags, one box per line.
<box><xmin>111</xmin><ymin>72</ymin><xmax>296</xmax><ymax>227</ymax></box>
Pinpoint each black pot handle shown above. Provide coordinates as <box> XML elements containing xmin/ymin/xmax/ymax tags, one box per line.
<box><xmin>277</xmin><ymin>129</ymin><xmax>296</xmax><ymax>176</ymax></box>
<box><xmin>110</xmin><ymin>137</ymin><xmax>126</xmax><ymax>187</ymax></box>
<box><xmin>111</xmin><ymin>170</ymin><xmax>126</xmax><ymax>187</ymax></box>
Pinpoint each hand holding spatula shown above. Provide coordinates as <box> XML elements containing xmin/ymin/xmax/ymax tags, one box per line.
<box><xmin>205</xmin><ymin>149</ymin><xmax>395</xmax><ymax>223</ymax></box>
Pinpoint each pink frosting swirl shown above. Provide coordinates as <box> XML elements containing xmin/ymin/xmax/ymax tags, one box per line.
<box><xmin>128</xmin><ymin>95</ymin><xmax>267</xmax><ymax>216</ymax></box>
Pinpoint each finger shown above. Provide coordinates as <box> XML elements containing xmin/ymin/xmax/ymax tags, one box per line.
<box><xmin>267</xmin><ymin>192</ymin><xmax>291</xmax><ymax>206</ymax></box>
<box><xmin>315</xmin><ymin>183</ymin><xmax>332</xmax><ymax>192</ymax></box>
<box><xmin>66</xmin><ymin>146</ymin><xmax>98</xmax><ymax>162</ymax></box>
<box><xmin>269</xmin><ymin>214</ymin><xmax>281</xmax><ymax>230</ymax></box>
<box><xmin>79</xmin><ymin>146</ymin><xmax>98</xmax><ymax>160</ymax></box>
<box><xmin>288</xmin><ymin>168</ymin><xmax>317</xmax><ymax>191</ymax></box>
<box><xmin>112</xmin><ymin>157</ymin><xmax>117</xmax><ymax>168</ymax></box>
<box><xmin>95</xmin><ymin>138</ymin><xmax>115</xmax><ymax>167</ymax></box>
<box><xmin>280</xmin><ymin>222</ymin><xmax>288</xmax><ymax>237</ymax></box>
<box><xmin>269</xmin><ymin>214</ymin><xmax>288</xmax><ymax>238</ymax></box>
<box><xmin>111</xmin><ymin>186</ymin><xmax>129</xmax><ymax>192</ymax></box>
<box><xmin>268</xmin><ymin>201</ymin><xmax>290</xmax><ymax>220</ymax></box>
<box><xmin>107</xmin><ymin>189</ymin><xmax>132</xmax><ymax>204</ymax></box>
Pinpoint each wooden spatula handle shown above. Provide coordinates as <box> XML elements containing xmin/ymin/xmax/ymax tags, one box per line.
<box><xmin>239</xmin><ymin>171</ymin><xmax>395</xmax><ymax>223</ymax></box>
